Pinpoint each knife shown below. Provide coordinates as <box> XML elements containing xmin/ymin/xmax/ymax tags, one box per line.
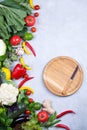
<box><xmin>62</xmin><ymin>65</ymin><xmax>79</xmax><ymax>96</ymax></box>
<box><xmin>70</xmin><ymin>65</ymin><xmax>79</xmax><ymax>80</ymax></box>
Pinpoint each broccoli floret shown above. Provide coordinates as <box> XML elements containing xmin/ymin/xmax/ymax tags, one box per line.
<box><xmin>8</xmin><ymin>51</ymin><xmax>18</xmax><ymax>61</ymax></box>
<box><xmin>10</xmin><ymin>53</ymin><xmax>18</xmax><ymax>61</ymax></box>
<box><xmin>3</xmin><ymin>58</ymin><xmax>12</xmax><ymax>69</ymax></box>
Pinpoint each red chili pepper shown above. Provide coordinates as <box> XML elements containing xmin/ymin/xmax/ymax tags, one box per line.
<box><xmin>18</xmin><ymin>77</ymin><xmax>34</xmax><ymax>88</ymax></box>
<box><xmin>12</xmin><ymin>64</ymin><xmax>26</xmax><ymax>79</ymax></box>
<box><xmin>25</xmin><ymin>42</ymin><xmax>36</xmax><ymax>56</ymax></box>
<box><xmin>55</xmin><ymin>124</ymin><xmax>70</xmax><ymax>130</ymax></box>
<box><xmin>56</xmin><ymin>110</ymin><xmax>75</xmax><ymax>118</ymax></box>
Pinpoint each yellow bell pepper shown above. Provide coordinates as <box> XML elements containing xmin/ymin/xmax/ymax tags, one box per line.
<box><xmin>19</xmin><ymin>86</ymin><xmax>34</xmax><ymax>94</ymax></box>
<box><xmin>2</xmin><ymin>67</ymin><xmax>11</xmax><ymax>80</ymax></box>
<box><xmin>20</xmin><ymin>57</ymin><xmax>32</xmax><ymax>70</ymax></box>
<box><xmin>22</xmin><ymin>42</ymin><xmax>31</xmax><ymax>55</ymax></box>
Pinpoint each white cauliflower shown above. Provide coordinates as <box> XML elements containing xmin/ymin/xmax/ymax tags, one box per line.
<box><xmin>0</xmin><ymin>83</ymin><xmax>19</xmax><ymax>106</ymax></box>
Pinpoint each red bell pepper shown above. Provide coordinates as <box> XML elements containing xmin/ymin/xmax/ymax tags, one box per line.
<box><xmin>12</xmin><ymin>64</ymin><xmax>26</xmax><ymax>79</ymax></box>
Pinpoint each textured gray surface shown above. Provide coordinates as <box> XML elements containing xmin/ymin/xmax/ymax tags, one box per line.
<box><xmin>1</xmin><ymin>0</ymin><xmax>87</xmax><ymax>129</ymax></box>
<box><xmin>31</xmin><ymin>0</ymin><xmax>87</xmax><ymax>130</ymax></box>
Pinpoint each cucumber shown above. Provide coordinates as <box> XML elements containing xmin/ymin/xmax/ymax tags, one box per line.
<box><xmin>0</xmin><ymin>39</ymin><xmax>7</xmax><ymax>61</ymax></box>
<box><xmin>0</xmin><ymin>39</ymin><xmax>6</xmax><ymax>56</ymax></box>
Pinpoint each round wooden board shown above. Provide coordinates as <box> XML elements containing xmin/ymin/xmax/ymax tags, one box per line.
<box><xmin>43</xmin><ymin>56</ymin><xmax>83</xmax><ymax>96</ymax></box>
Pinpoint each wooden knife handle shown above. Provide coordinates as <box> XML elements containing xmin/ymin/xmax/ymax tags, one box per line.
<box><xmin>62</xmin><ymin>79</ymin><xmax>73</xmax><ymax>96</ymax></box>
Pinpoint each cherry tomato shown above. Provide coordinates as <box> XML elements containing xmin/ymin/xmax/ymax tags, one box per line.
<box><xmin>26</xmin><ymin>90</ymin><xmax>31</xmax><ymax>96</ymax></box>
<box><xmin>37</xmin><ymin>111</ymin><xmax>49</xmax><ymax>122</ymax></box>
<box><xmin>31</xmin><ymin>27</ymin><xmax>36</xmax><ymax>33</ymax></box>
<box><xmin>29</xmin><ymin>98</ymin><xmax>34</xmax><ymax>103</ymax></box>
<box><xmin>23</xmin><ymin>32</ymin><xmax>33</xmax><ymax>40</ymax></box>
<box><xmin>25</xmin><ymin>15</ymin><xmax>36</xmax><ymax>27</ymax></box>
<box><xmin>34</xmin><ymin>5</ymin><xmax>40</xmax><ymax>10</ymax></box>
<box><xmin>10</xmin><ymin>35</ymin><xmax>21</xmax><ymax>46</ymax></box>
<box><xmin>25</xmin><ymin>110</ymin><xmax>31</xmax><ymax>115</ymax></box>
<box><xmin>34</xmin><ymin>12</ymin><xmax>39</xmax><ymax>17</ymax></box>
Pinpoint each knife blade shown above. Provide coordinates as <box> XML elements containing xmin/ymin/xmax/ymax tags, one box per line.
<box><xmin>62</xmin><ymin>65</ymin><xmax>79</xmax><ymax>96</ymax></box>
<box><xmin>70</xmin><ymin>65</ymin><xmax>79</xmax><ymax>80</ymax></box>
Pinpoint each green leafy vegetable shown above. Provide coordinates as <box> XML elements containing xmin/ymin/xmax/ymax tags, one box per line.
<box><xmin>3</xmin><ymin>58</ymin><xmax>12</xmax><ymax>69</ymax></box>
<box><xmin>8</xmin><ymin>103</ymin><xmax>26</xmax><ymax>119</ymax></box>
<box><xmin>22</xmin><ymin>116</ymin><xmax>42</xmax><ymax>130</ymax></box>
<box><xmin>6</xmin><ymin>80</ymin><xmax>17</xmax><ymax>87</ymax></box>
<box><xmin>48</xmin><ymin>112</ymin><xmax>57</xmax><ymax>122</ymax></box>
<box><xmin>0</xmin><ymin>0</ymin><xmax>31</xmax><ymax>40</ymax></box>
<box><xmin>0</xmin><ymin>107</ymin><xmax>13</xmax><ymax>129</ymax></box>
<box><xmin>0</xmin><ymin>70</ymin><xmax>6</xmax><ymax>84</ymax></box>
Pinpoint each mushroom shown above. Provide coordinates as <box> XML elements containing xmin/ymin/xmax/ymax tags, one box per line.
<box><xmin>42</xmin><ymin>99</ymin><xmax>55</xmax><ymax>114</ymax></box>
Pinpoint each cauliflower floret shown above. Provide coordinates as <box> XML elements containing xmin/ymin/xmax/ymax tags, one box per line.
<box><xmin>0</xmin><ymin>83</ymin><xmax>19</xmax><ymax>106</ymax></box>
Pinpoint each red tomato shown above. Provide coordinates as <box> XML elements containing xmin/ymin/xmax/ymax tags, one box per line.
<box><xmin>26</xmin><ymin>90</ymin><xmax>31</xmax><ymax>96</ymax></box>
<box><xmin>25</xmin><ymin>15</ymin><xmax>36</xmax><ymax>27</ymax></box>
<box><xmin>34</xmin><ymin>5</ymin><xmax>40</xmax><ymax>10</ymax></box>
<box><xmin>29</xmin><ymin>98</ymin><xmax>34</xmax><ymax>103</ymax></box>
<box><xmin>37</xmin><ymin>111</ymin><xmax>49</xmax><ymax>122</ymax></box>
<box><xmin>25</xmin><ymin>110</ymin><xmax>31</xmax><ymax>115</ymax></box>
<box><xmin>34</xmin><ymin>12</ymin><xmax>39</xmax><ymax>17</ymax></box>
<box><xmin>31</xmin><ymin>27</ymin><xmax>36</xmax><ymax>32</ymax></box>
<box><xmin>10</xmin><ymin>35</ymin><xmax>21</xmax><ymax>46</ymax></box>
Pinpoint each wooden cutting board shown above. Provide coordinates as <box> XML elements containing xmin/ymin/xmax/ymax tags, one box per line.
<box><xmin>43</xmin><ymin>56</ymin><xmax>83</xmax><ymax>96</ymax></box>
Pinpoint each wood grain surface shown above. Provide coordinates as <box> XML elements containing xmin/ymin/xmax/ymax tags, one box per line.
<box><xmin>43</xmin><ymin>56</ymin><xmax>83</xmax><ymax>96</ymax></box>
